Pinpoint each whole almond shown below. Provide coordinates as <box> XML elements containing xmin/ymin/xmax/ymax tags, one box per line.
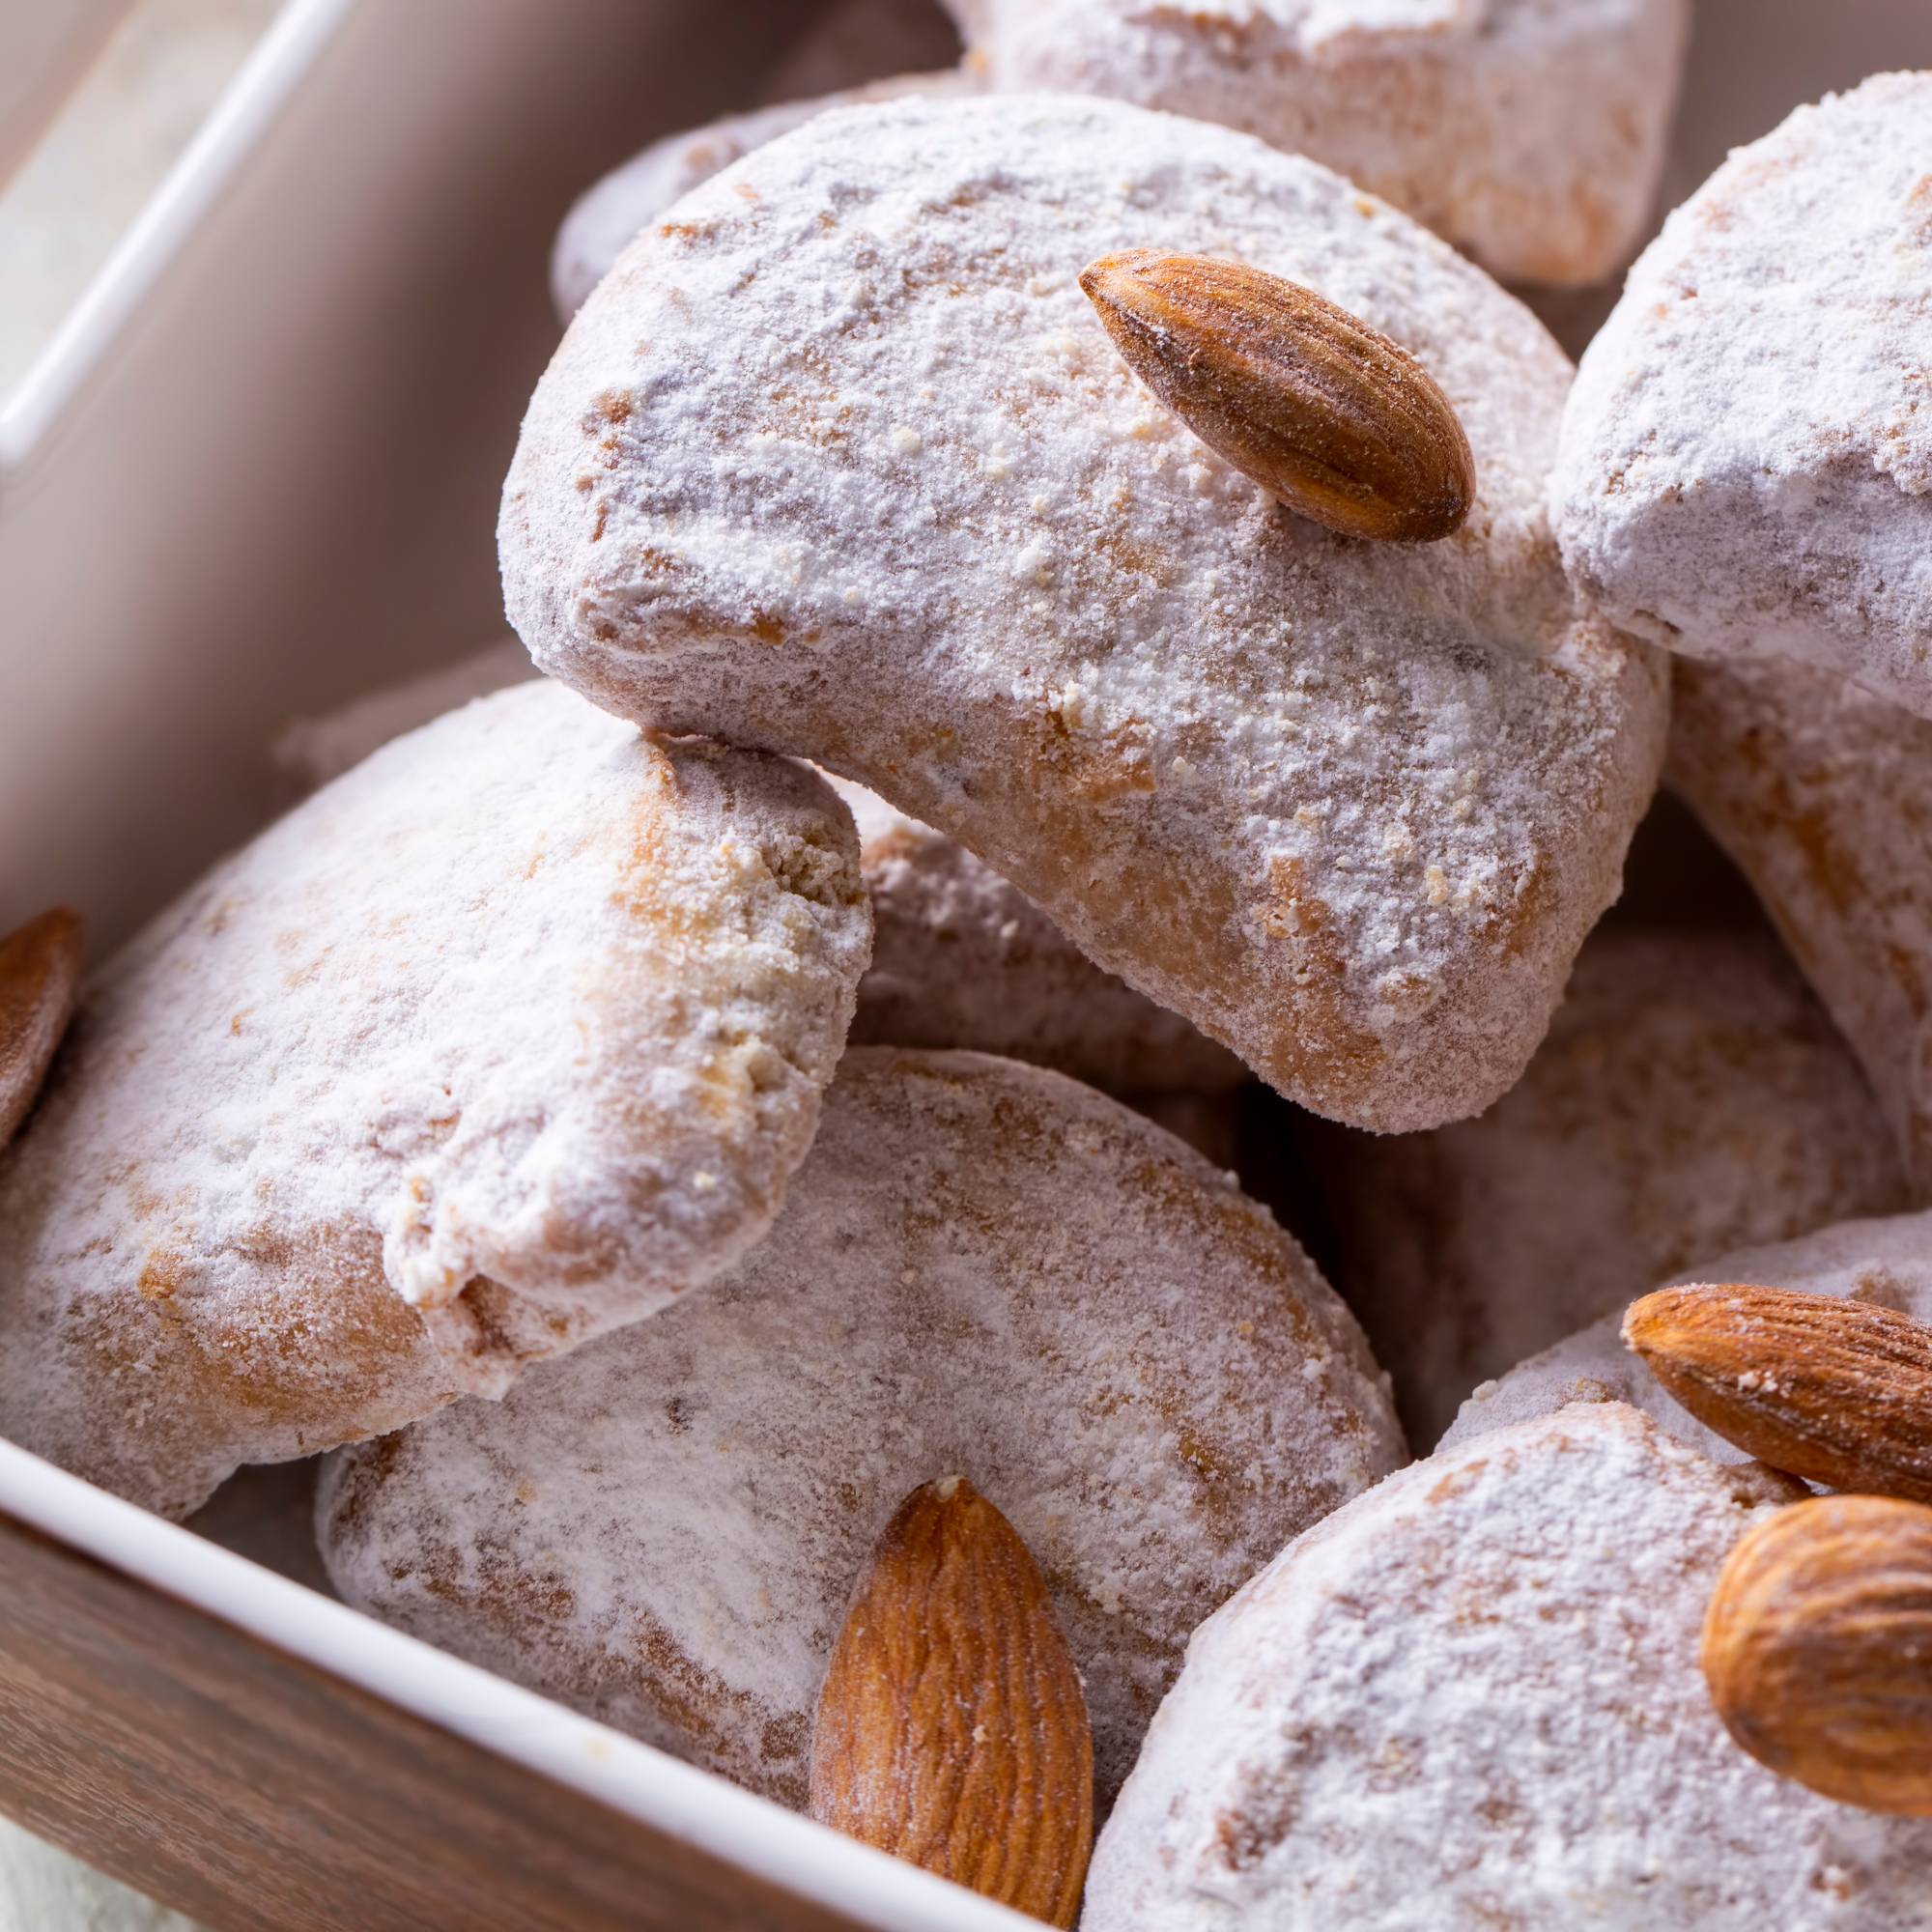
<box><xmin>809</xmin><ymin>1476</ymin><xmax>1093</xmax><ymax>1926</ymax></box>
<box><xmin>1703</xmin><ymin>1494</ymin><xmax>1932</xmax><ymax>1814</ymax></box>
<box><xmin>0</xmin><ymin>906</ymin><xmax>83</xmax><ymax>1151</ymax></box>
<box><xmin>1078</xmin><ymin>249</ymin><xmax>1475</xmax><ymax>544</ymax></box>
<box><xmin>1624</xmin><ymin>1282</ymin><xmax>1932</xmax><ymax>1502</ymax></box>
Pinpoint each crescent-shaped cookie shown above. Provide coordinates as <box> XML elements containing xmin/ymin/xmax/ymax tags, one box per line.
<box><xmin>501</xmin><ymin>93</ymin><xmax>1667</xmax><ymax>1132</ymax></box>
<box><xmin>318</xmin><ymin>1048</ymin><xmax>1405</xmax><ymax>1809</ymax></box>
<box><xmin>1311</xmin><ymin>928</ymin><xmax>1906</xmax><ymax>1444</ymax></box>
<box><xmin>0</xmin><ymin>682</ymin><xmax>870</xmax><ymax>1518</ymax></box>
<box><xmin>1088</xmin><ymin>1403</ymin><xmax>1932</xmax><ymax>1930</ymax></box>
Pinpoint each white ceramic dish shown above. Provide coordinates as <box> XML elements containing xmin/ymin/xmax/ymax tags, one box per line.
<box><xmin>1</xmin><ymin>1</ymin><xmax>1928</xmax><ymax>1925</ymax></box>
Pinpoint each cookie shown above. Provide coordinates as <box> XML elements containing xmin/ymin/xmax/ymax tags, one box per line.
<box><xmin>1669</xmin><ymin>656</ymin><xmax>1932</xmax><ymax>1191</ymax></box>
<box><xmin>317</xmin><ymin>1048</ymin><xmax>1406</xmax><ymax>1810</ymax></box>
<box><xmin>943</xmin><ymin>0</ymin><xmax>1688</xmax><ymax>287</ymax></box>
<box><xmin>1554</xmin><ymin>75</ymin><xmax>1932</xmax><ymax>718</ymax></box>
<box><xmin>1312</xmin><ymin>928</ymin><xmax>1907</xmax><ymax>1444</ymax></box>
<box><xmin>551</xmin><ymin>71</ymin><xmax>977</xmax><ymax>320</ymax></box>
<box><xmin>501</xmin><ymin>93</ymin><xmax>1668</xmax><ymax>1133</ymax></box>
<box><xmin>1442</xmin><ymin>1209</ymin><xmax>1932</xmax><ymax>1462</ymax></box>
<box><xmin>276</xmin><ymin>647</ymin><xmax>1241</xmax><ymax>1094</ymax></box>
<box><xmin>0</xmin><ymin>682</ymin><xmax>870</xmax><ymax>1518</ymax></box>
<box><xmin>1088</xmin><ymin>1403</ymin><xmax>1932</xmax><ymax>1931</ymax></box>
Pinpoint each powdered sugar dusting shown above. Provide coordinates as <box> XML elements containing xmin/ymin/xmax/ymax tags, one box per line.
<box><xmin>1555</xmin><ymin>74</ymin><xmax>1932</xmax><ymax>717</ymax></box>
<box><xmin>1442</xmin><ymin>1208</ymin><xmax>1932</xmax><ymax>1462</ymax></box>
<box><xmin>0</xmin><ymin>683</ymin><xmax>870</xmax><ymax>1519</ymax></box>
<box><xmin>318</xmin><ymin>1047</ymin><xmax>1405</xmax><ymax>1809</ymax></box>
<box><xmin>502</xmin><ymin>92</ymin><xmax>1666</xmax><ymax>1132</ymax></box>
<box><xmin>946</xmin><ymin>0</ymin><xmax>1688</xmax><ymax>285</ymax></box>
<box><xmin>1088</xmin><ymin>1403</ymin><xmax>1932</xmax><ymax>1929</ymax></box>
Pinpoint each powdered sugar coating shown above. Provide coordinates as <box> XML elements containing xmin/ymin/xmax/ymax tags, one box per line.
<box><xmin>1669</xmin><ymin>656</ymin><xmax>1932</xmax><ymax>1191</ymax></box>
<box><xmin>1088</xmin><ymin>1402</ymin><xmax>1932</xmax><ymax>1931</ymax></box>
<box><xmin>502</xmin><ymin>93</ymin><xmax>1668</xmax><ymax>1132</ymax></box>
<box><xmin>551</xmin><ymin>71</ymin><xmax>979</xmax><ymax>321</ymax></box>
<box><xmin>1443</xmin><ymin>1209</ymin><xmax>1932</xmax><ymax>1462</ymax></box>
<box><xmin>0</xmin><ymin>683</ymin><xmax>870</xmax><ymax>1519</ymax></box>
<box><xmin>1314</xmin><ymin>928</ymin><xmax>1907</xmax><ymax>1445</ymax></box>
<box><xmin>274</xmin><ymin>648</ymin><xmax>1240</xmax><ymax>1094</ymax></box>
<box><xmin>833</xmin><ymin>775</ymin><xmax>1244</xmax><ymax>1091</ymax></box>
<box><xmin>945</xmin><ymin>0</ymin><xmax>1688</xmax><ymax>287</ymax></box>
<box><xmin>1555</xmin><ymin>74</ymin><xmax>1932</xmax><ymax>718</ymax></box>
<box><xmin>318</xmin><ymin>1047</ymin><xmax>1406</xmax><ymax>1809</ymax></box>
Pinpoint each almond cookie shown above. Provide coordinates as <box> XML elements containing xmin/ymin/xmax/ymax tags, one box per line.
<box><xmin>943</xmin><ymin>0</ymin><xmax>1688</xmax><ymax>287</ymax></box>
<box><xmin>317</xmin><ymin>1048</ymin><xmax>1406</xmax><ymax>1809</ymax></box>
<box><xmin>1312</xmin><ymin>929</ymin><xmax>1907</xmax><ymax>1444</ymax></box>
<box><xmin>501</xmin><ymin>93</ymin><xmax>1668</xmax><ymax>1133</ymax></box>
<box><xmin>1669</xmin><ymin>656</ymin><xmax>1932</xmax><ymax>1191</ymax></box>
<box><xmin>276</xmin><ymin>647</ymin><xmax>1241</xmax><ymax>1094</ymax></box>
<box><xmin>1555</xmin><ymin>75</ymin><xmax>1932</xmax><ymax>718</ymax></box>
<box><xmin>551</xmin><ymin>71</ymin><xmax>978</xmax><ymax>320</ymax></box>
<box><xmin>0</xmin><ymin>682</ymin><xmax>870</xmax><ymax>1519</ymax></box>
<box><xmin>1443</xmin><ymin>1209</ymin><xmax>1932</xmax><ymax>1461</ymax></box>
<box><xmin>1088</xmin><ymin>1403</ymin><xmax>1932</xmax><ymax>1931</ymax></box>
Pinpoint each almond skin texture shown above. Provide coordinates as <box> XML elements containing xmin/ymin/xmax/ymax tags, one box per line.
<box><xmin>809</xmin><ymin>1476</ymin><xmax>1094</xmax><ymax>1926</ymax></box>
<box><xmin>0</xmin><ymin>906</ymin><xmax>83</xmax><ymax>1151</ymax></box>
<box><xmin>1078</xmin><ymin>249</ymin><xmax>1475</xmax><ymax>544</ymax></box>
<box><xmin>1703</xmin><ymin>1494</ymin><xmax>1932</xmax><ymax>1814</ymax></box>
<box><xmin>1625</xmin><ymin>1282</ymin><xmax>1932</xmax><ymax>1502</ymax></box>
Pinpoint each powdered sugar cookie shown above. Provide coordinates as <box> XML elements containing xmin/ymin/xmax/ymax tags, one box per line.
<box><xmin>0</xmin><ymin>682</ymin><xmax>870</xmax><ymax>1519</ymax></box>
<box><xmin>944</xmin><ymin>0</ymin><xmax>1688</xmax><ymax>288</ymax></box>
<box><xmin>552</xmin><ymin>71</ymin><xmax>979</xmax><ymax>320</ymax></box>
<box><xmin>1669</xmin><ymin>656</ymin><xmax>1932</xmax><ymax>1191</ymax></box>
<box><xmin>1555</xmin><ymin>75</ymin><xmax>1932</xmax><ymax>718</ymax></box>
<box><xmin>1313</xmin><ymin>928</ymin><xmax>1907</xmax><ymax>1444</ymax></box>
<box><xmin>1442</xmin><ymin>1209</ymin><xmax>1932</xmax><ymax>1462</ymax></box>
<box><xmin>1088</xmin><ymin>1402</ymin><xmax>1932</xmax><ymax>1931</ymax></box>
<box><xmin>318</xmin><ymin>1048</ymin><xmax>1406</xmax><ymax>1809</ymax></box>
<box><xmin>274</xmin><ymin>648</ymin><xmax>1240</xmax><ymax>1094</ymax></box>
<box><xmin>502</xmin><ymin>93</ymin><xmax>1668</xmax><ymax>1133</ymax></box>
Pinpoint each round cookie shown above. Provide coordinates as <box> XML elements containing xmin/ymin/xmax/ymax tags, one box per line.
<box><xmin>551</xmin><ymin>71</ymin><xmax>978</xmax><ymax>321</ymax></box>
<box><xmin>0</xmin><ymin>682</ymin><xmax>871</xmax><ymax>1519</ymax></box>
<box><xmin>317</xmin><ymin>1048</ymin><xmax>1406</xmax><ymax>1810</ymax></box>
<box><xmin>275</xmin><ymin>648</ymin><xmax>1242</xmax><ymax>1094</ymax></box>
<box><xmin>1443</xmin><ymin>1208</ymin><xmax>1932</xmax><ymax>1461</ymax></box>
<box><xmin>501</xmin><ymin>93</ymin><xmax>1669</xmax><ymax>1134</ymax></box>
<box><xmin>1311</xmin><ymin>928</ymin><xmax>1908</xmax><ymax>1445</ymax></box>
<box><xmin>1554</xmin><ymin>75</ymin><xmax>1932</xmax><ymax>719</ymax></box>
<box><xmin>1087</xmin><ymin>1402</ymin><xmax>1932</xmax><ymax>1931</ymax></box>
<box><xmin>1668</xmin><ymin>656</ymin><xmax>1932</xmax><ymax>1192</ymax></box>
<box><xmin>944</xmin><ymin>0</ymin><xmax>1688</xmax><ymax>288</ymax></box>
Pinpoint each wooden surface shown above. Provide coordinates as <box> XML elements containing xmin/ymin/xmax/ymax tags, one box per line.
<box><xmin>0</xmin><ymin>1512</ymin><xmax>871</xmax><ymax>1932</ymax></box>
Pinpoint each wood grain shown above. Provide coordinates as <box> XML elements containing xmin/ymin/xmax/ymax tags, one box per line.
<box><xmin>0</xmin><ymin>1512</ymin><xmax>870</xmax><ymax>1932</ymax></box>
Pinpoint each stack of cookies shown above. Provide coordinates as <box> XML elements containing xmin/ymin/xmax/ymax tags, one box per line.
<box><xmin>7</xmin><ymin>5</ymin><xmax>1932</xmax><ymax>1925</ymax></box>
